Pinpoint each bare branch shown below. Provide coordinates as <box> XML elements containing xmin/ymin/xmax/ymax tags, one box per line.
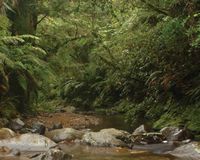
<box><xmin>36</xmin><ymin>14</ymin><xmax>48</xmax><ymax>25</ymax></box>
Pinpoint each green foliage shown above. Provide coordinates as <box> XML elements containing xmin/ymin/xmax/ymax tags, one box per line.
<box><xmin>1</xmin><ymin>0</ymin><xmax>200</xmax><ymax>131</ymax></box>
<box><xmin>47</xmin><ymin>0</ymin><xmax>200</xmax><ymax>130</ymax></box>
<box><xmin>0</xmin><ymin>15</ymin><xmax>52</xmax><ymax>114</ymax></box>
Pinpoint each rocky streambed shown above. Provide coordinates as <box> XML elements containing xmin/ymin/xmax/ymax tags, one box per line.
<box><xmin>0</xmin><ymin>109</ymin><xmax>200</xmax><ymax>160</ymax></box>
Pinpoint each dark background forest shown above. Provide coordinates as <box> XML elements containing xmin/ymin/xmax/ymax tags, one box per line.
<box><xmin>0</xmin><ymin>0</ymin><xmax>200</xmax><ymax>131</ymax></box>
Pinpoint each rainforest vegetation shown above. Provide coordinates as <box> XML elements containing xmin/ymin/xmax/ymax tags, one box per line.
<box><xmin>0</xmin><ymin>0</ymin><xmax>200</xmax><ymax>131</ymax></box>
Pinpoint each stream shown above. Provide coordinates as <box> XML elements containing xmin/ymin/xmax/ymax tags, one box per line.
<box><xmin>59</xmin><ymin>114</ymin><xmax>176</xmax><ymax>160</ymax></box>
<box><xmin>59</xmin><ymin>143</ymin><xmax>175</xmax><ymax>160</ymax></box>
<box><xmin>0</xmin><ymin>113</ymin><xmax>182</xmax><ymax>160</ymax></box>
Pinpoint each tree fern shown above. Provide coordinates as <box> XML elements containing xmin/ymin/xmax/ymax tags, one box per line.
<box><xmin>0</xmin><ymin>15</ymin><xmax>52</xmax><ymax>112</ymax></box>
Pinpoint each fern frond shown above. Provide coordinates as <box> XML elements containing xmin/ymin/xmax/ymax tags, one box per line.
<box><xmin>29</xmin><ymin>46</ymin><xmax>47</xmax><ymax>56</ymax></box>
<box><xmin>20</xmin><ymin>54</ymin><xmax>47</xmax><ymax>67</ymax></box>
<box><xmin>187</xmin><ymin>85</ymin><xmax>200</xmax><ymax>103</ymax></box>
<box><xmin>0</xmin><ymin>52</ymin><xmax>14</xmax><ymax>68</ymax></box>
<box><xmin>1</xmin><ymin>36</ymin><xmax>25</xmax><ymax>45</ymax></box>
<box><xmin>18</xmin><ymin>35</ymin><xmax>40</xmax><ymax>42</ymax></box>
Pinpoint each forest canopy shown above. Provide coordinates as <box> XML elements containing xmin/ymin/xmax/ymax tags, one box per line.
<box><xmin>0</xmin><ymin>0</ymin><xmax>200</xmax><ymax>130</ymax></box>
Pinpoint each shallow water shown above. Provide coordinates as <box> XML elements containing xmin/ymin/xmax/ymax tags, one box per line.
<box><xmin>59</xmin><ymin>143</ymin><xmax>175</xmax><ymax>160</ymax></box>
<box><xmin>61</xmin><ymin>113</ymin><xmax>176</xmax><ymax>160</ymax></box>
<box><xmin>89</xmin><ymin>114</ymin><xmax>132</xmax><ymax>132</ymax></box>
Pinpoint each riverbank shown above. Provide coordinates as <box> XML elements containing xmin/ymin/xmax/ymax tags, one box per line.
<box><xmin>25</xmin><ymin>112</ymin><xmax>100</xmax><ymax>130</ymax></box>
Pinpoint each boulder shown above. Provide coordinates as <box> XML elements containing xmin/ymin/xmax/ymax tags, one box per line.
<box><xmin>160</xmin><ymin>127</ymin><xmax>193</xmax><ymax>141</ymax></box>
<box><xmin>81</xmin><ymin>128</ymin><xmax>131</xmax><ymax>147</ymax></box>
<box><xmin>168</xmin><ymin>142</ymin><xmax>200</xmax><ymax>160</ymax></box>
<box><xmin>0</xmin><ymin>128</ymin><xmax>16</xmax><ymax>140</ymax></box>
<box><xmin>0</xmin><ymin>133</ymin><xmax>57</xmax><ymax>151</ymax></box>
<box><xmin>46</xmin><ymin>128</ymin><xmax>85</xmax><ymax>143</ymax></box>
<box><xmin>132</xmin><ymin>132</ymin><xmax>164</xmax><ymax>144</ymax></box>
<box><xmin>132</xmin><ymin>125</ymin><xmax>149</xmax><ymax>136</ymax></box>
<box><xmin>32</xmin><ymin>122</ymin><xmax>46</xmax><ymax>135</ymax></box>
<box><xmin>31</xmin><ymin>148</ymin><xmax>72</xmax><ymax>160</ymax></box>
<box><xmin>9</xmin><ymin>118</ymin><xmax>25</xmax><ymax>131</ymax></box>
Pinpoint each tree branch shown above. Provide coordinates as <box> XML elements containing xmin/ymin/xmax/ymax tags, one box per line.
<box><xmin>36</xmin><ymin>14</ymin><xmax>48</xmax><ymax>26</ymax></box>
<box><xmin>141</xmin><ymin>0</ymin><xmax>169</xmax><ymax>16</ymax></box>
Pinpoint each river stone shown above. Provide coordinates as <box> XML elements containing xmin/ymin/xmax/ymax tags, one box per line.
<box><xmin>0</xmin><ymin>133</ymin><xmax>57</xmax><ymax>151</ymax></box>
<box><xmin>45</xmin><ymin>128</ymin><xmax>85</xmax><ymax>143</ymax></box>
<box><xmin>160</xmin><ymin>127</ymin><xmax>193</xmax><ymax>141</ymax></box>
<box><xmin>132</xmin><ymin>132</ymin><xmax>164</xmax><ymax>144</ymax></box>
<box><xmin>31</xmin><ymin>148</ymin><xmax>72</xmax><ymax>160</ymax></box>
<box><xmin>81</xmin><ymin>128</ymin><xmax>131</xmax><ymax>147</ymax></box>
<box><xmin>32</xmin><ymin>122</ymin><xmax>46</xmax><ymax>135</ymax></box>
<box><xmin>132</xmin><ymin>125</ymin><xmax>148</xmax><ymax>136</ymax></box>
<box><xmin>9</xmin><ymin>118</ymin><xmax>25</xmax><ymax>131</ymax></box>
<box><xmin>168</xmin><ymin>142</ymin><xmax>200</xmax><ymax>160</ymax></box>
<box><xmin>0</xmin><ymin>128</ymin><xmax>16</xmax><ymax>140</ymax></box>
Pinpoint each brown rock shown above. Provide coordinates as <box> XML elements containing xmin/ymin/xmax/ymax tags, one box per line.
<box><xmin>0</xmin><ymin>128</ymin><xmax>16</xmax><ymax>140</ymax></box>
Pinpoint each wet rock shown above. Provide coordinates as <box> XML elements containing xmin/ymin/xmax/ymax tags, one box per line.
<box><xmin>32</xmin><ymin>122</ymin><xmax>46</xmax><ymax>135</ymax></box>
<box><xmin>160</xmin><ymin>127</ymin><xmax>179</xmax><ymax>141</ymax></box>
<box><xmin>81</xmin><ymin>128</ymin><xmax>131</xmax><ymax>147</ymax></box>
<box><xmin>168</xmin><ymin>142</ymin><xmax>200</xmax><ymax>160</ymax></box>
<box><xmin>0</xmin><ymin>133</ymin><xmax>57</xmax><ymax>151</ymax></box>
<box><xmin>132</xmin><ymin>132</ymin><xmax>164</xmax><ymax>144</ymax></box>
<box><xmin>160</xmin><ymin>127</ymin><xmax>193</xmax><ymax>141</ymax></box>
<box><xmin>12</xmin><ymin>149</ymin><xmax>21</xmax><ymax>156</ymax></box>
<box><xmin>181</xmin><ymin>139</ymin><xmax>192</xmax><ymax>144</ymax></box>
<box><xmin>46</xmin><ymin>128</ymin><xmax>85</xmax><ymax>143</ymax></box>
<box><xmin>9</xmin><ymin>118</ymin><xmax>25</xmax><ymax>131</ymax></box>
<box><xmin>31</xmin><ymin>148</ymin><xmax>72</xmax><ymax>160</ymax></box>
<box><xmin>132</xmin><ymin>125</ymin><xmax>149</xmax><ymax>136</ymax></box>
<box><xmin>0</xmin><ymin>128</ymin><xmax>16</xmax><ymax>140</ymax></box>
<box><xmin>20</xmin><ymin>128</ymin><xmax>33</xmax><ymax>134</ymax></box>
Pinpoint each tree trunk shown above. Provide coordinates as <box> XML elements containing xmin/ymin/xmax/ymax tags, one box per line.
<box><xmin>7</xmin><ymin>0</ymin><xmax>38</xmax><ymax>35</ymax></box>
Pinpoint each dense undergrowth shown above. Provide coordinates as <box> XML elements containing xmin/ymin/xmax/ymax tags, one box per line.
<box><xmin>0</xmin><ymin>0</ymin><xmax>200</xmax><ymax>131</ymax></box>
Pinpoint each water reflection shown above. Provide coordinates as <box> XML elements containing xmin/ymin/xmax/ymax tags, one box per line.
<box><xmin>59</xmin><ymin>143</ymin><xmax>174</xmax><ymax>160</ymax></box>
<box><xmin>89</xmin><ymin>114</ymin><xmax>132</xmax><ymax>132</ymax></box>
